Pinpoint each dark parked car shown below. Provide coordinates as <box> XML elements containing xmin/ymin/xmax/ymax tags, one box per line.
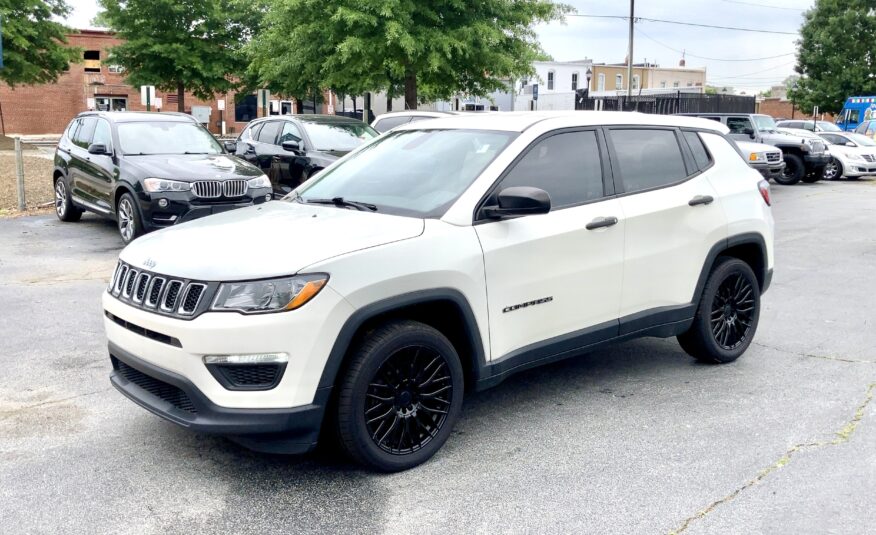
<box><xmin>225</xmin><ymin>115</ymin><xmax>378</xmax><ymax>198</ymax></box>
<box><xmin>53</xmin><ymin>112</ymin><xmax>272</xmax><ymax>243</ymax></box>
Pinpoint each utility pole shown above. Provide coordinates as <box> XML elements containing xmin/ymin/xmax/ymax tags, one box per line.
<box><xmin>627</xmin><ymin>0</ymin><xmax>635</xmax><ymax>102</ymax></box>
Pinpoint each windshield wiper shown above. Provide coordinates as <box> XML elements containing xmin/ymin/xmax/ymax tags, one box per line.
<box><xmin>302</xmin><ymin>197</ymin><xmax>377</xmax><ymax>212</ymax></box>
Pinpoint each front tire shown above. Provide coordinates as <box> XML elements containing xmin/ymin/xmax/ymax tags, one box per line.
<box><xmin>822</xmin><ymin>159</ymin><xmax>842</xmax><ymax>180</ymax></box>
<box><xmin>54</xmin><ymin>177</ymin><xmax>82</xmax><ymax>222</ymax></box>
<box><xmin>116</xmin><ymin>192</ymin><xmax>143</xmax><ymax>244</ymax></box>
<box><xmin>336</xmin><ymin>320</ymin><xmax>464</xmax><ymax>472</ymax></box>
<box><xmin>775</xmin><ymin>154</ymin><xmax>803</xmax><ymax>185</ymax></box>
<box><xmin>678</xmin><ymin>257</ymin><xmax>761</xmax><ymax>364</ymax></box>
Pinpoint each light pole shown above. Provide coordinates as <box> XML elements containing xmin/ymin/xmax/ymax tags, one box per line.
<box><xmin>585</xmin><ymin>67</ymin><xmax>592</xmax><ymax>99</ymax></box>
<box><xmin>627</xmin><ymin>0</ymin><xmax>635</xmax><ymax>101</ymax></box>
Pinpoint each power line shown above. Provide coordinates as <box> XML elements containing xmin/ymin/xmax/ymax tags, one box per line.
<box><xmin>568</xmin><ymin>12</ymin><xmax>799</xmax><ymax>35</ymax></box>
<box><xmin>721</xmin><ymin>0</ymin><xmax>807</xmax><ymax>11</ymax></box>
<box><xmin>636</xmin><ymin>27</ymin><xmax>796</xmax><ymax>62</ymax></box>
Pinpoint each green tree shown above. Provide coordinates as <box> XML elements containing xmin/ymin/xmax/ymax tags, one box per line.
<box><xmin>0</xmin><ymin>0</ymin><xmax>80</xmax><ymax>86</ymax></box>
<box><xmin>97</xmin><ymin>0</ymin><xmax>262</xmax><ymax>112</ymax></box>
<box><xmin>791</xmin><ymin>0</ymin><xmax>876</xmax><ymax>113</ymax></box>
<box><xmin>249</xmin><ymin>0</ymin><xmax>569</xmax><ymax>110</ymax></box>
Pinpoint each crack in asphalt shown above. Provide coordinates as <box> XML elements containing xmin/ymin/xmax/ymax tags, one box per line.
<box><xmin>668</xmin><ymin>382</ymin><xmax>876</xmax><ymax>535</ymax></box>
<box><xmin>0</xmin><ymin>387</ymin><xmax>113</xmax><ymax>419</ymax></box>
<box><xmin>753</xmin><ymin>342</ymin><xmax>875</xmax><ymax>364</ymax></box>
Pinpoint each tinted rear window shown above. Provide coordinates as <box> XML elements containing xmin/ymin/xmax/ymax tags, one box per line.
<box><xmin>610</xmin><ymin>129</ymin><xmax>688</xmax><ymax>193</ymax></box>
<box><xmin>683</xmin><ymin>131</ymin><xmax>712</xmax><ymax>170</ymax></box>
<box><xmin>373</xmin><ymin>116</ymin><xmax>412</xmax><ymax>133</ymax></box>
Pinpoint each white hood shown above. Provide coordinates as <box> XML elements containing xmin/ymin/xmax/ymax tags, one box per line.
<box><xmin>120</xmin><ymin>201</ymin><xmax>425</xmax><ymax>280</ymax></box>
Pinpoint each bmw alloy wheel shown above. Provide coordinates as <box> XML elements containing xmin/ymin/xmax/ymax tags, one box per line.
<box><xmin>118</xmin><ymin>198</ymin><xmax>134</xmax><ymax>242</ymax></box>
<box><xmin>55</xmin><ymin>181</ymin><xmax>67</xmax><ymax>217</ymax></box>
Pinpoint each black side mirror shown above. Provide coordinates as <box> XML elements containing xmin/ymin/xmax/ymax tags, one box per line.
<box><xmin>87</xmin><ymin>143</ymin><xmax>109</xmax><ymax>155</ymax></box>
<box><xmin>282</xmin><ymin>140</ymin><xmax>301</xmax><ymax>152</ymax></box>
<box><xmin>482</xmin><ymin>186</ymin><xmax>551</xmax><ymax>219</ymax></box>
<box><xmin>743</xmin><ymin>127</ymin><xmax>755</xmax><ymax>139</ymax></box>
<box><xmin>223</xmin><ymin>141</ymin><xmax>237</xmax><ymax>153</ymax></box>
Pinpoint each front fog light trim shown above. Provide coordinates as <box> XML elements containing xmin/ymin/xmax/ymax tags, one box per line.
<box><xmin>203</xmin><ymin>353</ymin><xmax>289</xmax><ymax>365</ymax></box>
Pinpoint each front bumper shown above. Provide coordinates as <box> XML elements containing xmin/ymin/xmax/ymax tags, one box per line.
<box><xmin>803</xmin><ymin>153</ymin><xmax>830</xmax><ymax>168</ymax></box>
<box><xmin>751</xmin><ymin>161</ymin><xmax>785</xmax><ymax>180</ymax></box>
<box><xmin>110</xmin><ymin>342</ymin><xmax>329</xmax><ymax>453</ymax></box>
<box><xmin>842</xmin><ymin>161</ymin><xmax>876</xmax><ymax>176</ymax></box>
<box><xmin>138</xmin><ymin>187</ymin><xmax>272</xmax><ymax>231</ymax></box>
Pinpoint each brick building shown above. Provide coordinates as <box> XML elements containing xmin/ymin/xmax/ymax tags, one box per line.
<box><xmin>0</xmin><ymin>30</ymin><xmax>331</xmax><ymax>136</ymax></box>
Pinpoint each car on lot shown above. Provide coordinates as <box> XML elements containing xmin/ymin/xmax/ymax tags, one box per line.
<box><xmin>53</xmin><ymin>112</ymin><xmax>272</xmax><ymax>243</ymax></box>
<box><xmin>104</xmin><ymin>111</ymin><xmax>774</xmax><ymax>471</ymax></box>
<box><xmin>680</xmin><ymin>113</ymin><xmax>830</xmax><ymax>185</ymax></box>
<box><xmin>735</xmin><ymin>140</ymin><xmax>785</xmax><ymax>181</ymax></box>
<box><xmin>817</xmin><ymin>131</ymin><xmax>876</xmax><ymax>179</ymax></box>
<box><xmin>776</xmin><ymin>119</ymin><xmax>842</xmax><ymax>132</ymax></box>
<box><xmin>371</xmin><ymin>111</ymin><xmax>461</xmax><ymax>133</ymax></box>
<box><xmin>227</xmin><ymin>115</ymin><xmax>378</xmax><ymax>198</ymax></box>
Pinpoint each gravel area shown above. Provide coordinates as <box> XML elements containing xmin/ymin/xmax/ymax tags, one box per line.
<box><xmin>0</xmin><ymin>152</ymin><xmax>55</xmax><ymax>214</ymax></box>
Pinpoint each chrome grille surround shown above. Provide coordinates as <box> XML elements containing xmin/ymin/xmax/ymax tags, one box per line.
<box><xmin>766</xmin><ymin>152</ymin><xmax>781</xmax><ymax>163</ymax></box>
<box><xmin>863</xmin><ymin>154</ymin><xmax>875</xmax><ymax>163</ymax></box>
<box><xmin>191</xmin><ymin>180</ymin><xmax>248</xmax><ymax>199</ymax></box>
<box><xmin>811</xmin><ymin>140</ymin><xmax>825</xmax><ymax>154</ymax></box>
<box><xmin>108</xmin><ymin>261</ymin><xmax>215</xmax><ymax>320</ymax></box>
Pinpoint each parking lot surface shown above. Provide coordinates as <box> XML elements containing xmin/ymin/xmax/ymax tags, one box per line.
<box><xmin>1</xmin><ymin>181</ymin><xmax>874</xmax><ymax>534</ymax></box>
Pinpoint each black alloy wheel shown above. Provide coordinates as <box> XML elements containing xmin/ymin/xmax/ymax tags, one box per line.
<box><xmin>336</xmin><ymin>320</ymin><xmax>464</xmax><ymax>472</ymax></box>
<box><xmin>678</xmin><ymin>257</ymin><xmax>761</xmax><ymax>363</ymax></box>
<box><xmin>775</xmin><ymin>154</ymin><xmax>803</xmax><ymax>185</ymax></box>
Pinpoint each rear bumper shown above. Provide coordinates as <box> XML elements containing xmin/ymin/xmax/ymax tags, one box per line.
<box><xmin>109</xmin><ymin>342</ymin><xmax>329</xmax><ymax>454</ymax></box>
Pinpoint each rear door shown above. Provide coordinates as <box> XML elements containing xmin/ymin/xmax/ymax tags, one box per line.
<box><xmin>475</xmin><ymin>128</ymin><xmax>625</xmax><ymax>360</ymax></box>
<box><xmin>607</xmin><ymin>127</ymin><xmax>728</xmax><ymax>330</ymax></box>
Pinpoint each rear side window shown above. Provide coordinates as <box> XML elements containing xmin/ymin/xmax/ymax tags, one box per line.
<box><xmin>257</xmin><ymin>121</ymin><xmax>281</xmax><ymax>144</ymax></box>
<box><xmin>683</xmin><ymin>131</ymin><xmax>712</xmax><ymax>170</ymax></box>
<box><xmin>74</xmin><ymin>117</ymin><xmax>97</xmax><ymax>149</ymax></box>
<box><xmin>498</xmin><ymin>130</ymin><xmax>604</xmax><ymax>208</ymax></box>
<box><xmin>374</xmin><ymin>115</ymin><xmax>412</xmax><ymax>133</ymax></box>
<box><xmin>65</xmin><ymin>119</ymin><xmax>80</xmax><ymax>143</ymax></box>
<box><xmin>610</xmin><ymin>129</ymin><xmax>688</xmax><ymax>193</ymax></box>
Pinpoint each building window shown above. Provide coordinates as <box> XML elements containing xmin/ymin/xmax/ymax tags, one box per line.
<box><xmin>615</xmin><ymin>74</ymin><xmax>623</xmax><ymax>90</ymax></box>
<box><xmin>235</xmin><ymin>94</ymin><xmax>258</xmax><ymax>122</ymax></box>
<box><xmin>84</xmin><ymin>50</ymin><xmax>101</xmax><ymax>73</ymax></box>
<box><xmin>673</xmin><ymin>81</ymin><xmax>680</xmax><ymax>88</ymax></box>
<box><xmin>547</xmin><ymin>70</ymin><xmax>555</xmax><ymax>90</ymax></box>
<box><xmin>597</xmin><ymin>73</ymin><xmax>605</xmax><ymax>92</ymax></box>
<box><xmin>107</xmin><ymin>65</ymin><xmax>125</xmax><ymax>74</ymax></box>
<box><xmin>660</xmin><ymin>81</ymin><xmax>667</xmax><ymax>88</ymax></box>
<box><xmin>687</xmin><ymin>81</ymin><xmax>694</xmax><ymax>87</ymax></box>
<box><xmin>572</xmin><ymin>72</ymin><xmax>579</xmax><ymax>91</ymax></box>
<box><xmin>632</xmin><ymin>75</ymin><xmax>640</xmax><ymax>91</ymax></box>
<box><xmin>95</xmin><ymin>96</ymin><xmax>127</xmax><ymax>111</ymax></box>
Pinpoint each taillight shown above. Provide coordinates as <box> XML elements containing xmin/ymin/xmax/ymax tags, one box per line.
<box><xmin>758</xmin><ymin>180</ymin><xmax>771</xmax><ymax>206</ymax></box>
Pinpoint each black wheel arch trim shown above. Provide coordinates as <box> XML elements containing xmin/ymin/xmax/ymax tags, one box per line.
<box><xmin>694</xmin><ymin>232</ymin><xmax>771</xmax><ymax>301</ymax></box>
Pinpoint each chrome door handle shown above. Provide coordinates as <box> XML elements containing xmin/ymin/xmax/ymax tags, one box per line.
<box><xmin>586</xmin><ymin>216</ymin><xmax>619</xmax><ymax>230</ymax></box>
<box><xmin>688</xmin><ymin>195</ymin><xmax>714</xmax><ymax>206</ymax></box>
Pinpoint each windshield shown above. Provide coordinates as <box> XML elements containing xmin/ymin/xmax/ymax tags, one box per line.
<box><xmin>817</xmin><ymin>121</ymin><xmax>842</xmax><ymax>132</ymax></box>
<box><xmin>848</xmin><ymin>133</ymin><xmax>876</xmax><ymax>146</ymax></box>
<box><xmin>303</xmin><ymin>121</ymin><xmax>378</xmax><ymax>152</ymax></box>
<box><xmin>752</xmin><ymin>115</ymin><xmax>777</xmax><ymax>132</ymax></box>
<box><xmin>294</xmin><ymin>129</ymin><xmax>516</xmax><ymax>218</ymax></box>
<box><xmin>117</xmin><ymin>121</ymin><xmax>222</xmax><ymax>155</ymax></box>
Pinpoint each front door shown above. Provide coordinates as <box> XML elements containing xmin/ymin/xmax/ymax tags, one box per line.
<box><xmin>68</xmin><ymin>117</ymin><xmax>99</xmax><ymax>206</ymax></box>
<box><xmin>78</xmin><ymin>117</ymin><xmax>117</xmax><ymax>212</ymax></box>
<box><xmin>271</xmin><ymin>121</ymin><xmax>309</xmax><ymax>196</ymax></box>
<box><xmin>475</xmin><ymin>128</ymin><xmax>625</xmax><ymax>361</ymax></box>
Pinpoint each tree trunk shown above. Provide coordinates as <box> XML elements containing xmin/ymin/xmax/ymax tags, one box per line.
<box><xmin>386</xmin><ymin>94</ymin><xmax>392</xmax><ymax>112</ymax></box>
<box><xmin>404</xmin><ymin>69</ymin><xmax>417</xmax><ymax>110</ymax></box>
<box><xmin>177</xmin><ymin>82</ymin><xmax>185</xmax><ymax>113</ymax></box>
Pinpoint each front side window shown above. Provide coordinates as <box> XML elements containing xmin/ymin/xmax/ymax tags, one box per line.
<box><xmin>116</xmin><ymin>121</ymin><xmax>222</xmax><ymax>155</ymax></box>
<box><xmin>74</xmin><ymin>117</ymin><xmax>97</xmax><ymax>149</ymax></box>
<box><xmin>752</xmin><ymin>115</ymin><xmax>778</xmax><ymax>131</ymax></box>
<box><xmin>92</xmin><ymin>119</ymin><xmax>113</xmax><ymax>152</ymax></box>
<box><xmin>278</xmin><ymin>121</ymin><xmax>303</xmax><ymax>144</ymax></box>
<box><xmin>610</xmin><ymin>129</ymin><xmax>688</xmax><ymax>193</ymax></box>
<box><xmin>296</xmin><ymin>129</ymin><xmax>516</xmax><ymax>218</ymax></box>
<box><xmin>301</xmin><ymin>121</ymin><xmax>378</xmax><ymax>152</ymax></box>
<box><xmin>727</xmin><ymin>117</ymin><xmax>754</xmax><ymax>134</ymax></box>
<box><xmin>257</xmin><ymin>121</ymin><xmax>282</xmax><ymax>144</ymax></box>
<box><xmin>848</xmin><ymin>133</ymin><xmax>876</xmax><ymax>146</ymax></box>
<box><xmin>495</xmin><ymin>130</ymin><xmax>604</xmax><ymax>209</ymax></box>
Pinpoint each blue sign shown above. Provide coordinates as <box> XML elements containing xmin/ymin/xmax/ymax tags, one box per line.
<box><xmin>532</xmin><ymin>83</ymin><xmax>538</xmax><ymax>101</ymax></box>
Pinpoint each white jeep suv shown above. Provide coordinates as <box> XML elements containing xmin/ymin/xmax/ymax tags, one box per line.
<box><xmin>104</xmin><ymin>112</ymin><xmax>774</xmax><ymax>471</ymax></box>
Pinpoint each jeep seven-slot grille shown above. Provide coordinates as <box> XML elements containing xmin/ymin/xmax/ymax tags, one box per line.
<box><xmin>114</xmin><ymin>358</ymin><xmax>197</xmax><ymax>414</ymax></box>
<box><xmin>191</xmin><ymin>180</ymin><xmax>247</xmax><ymax>199</ymax></box>
<box><xmin>109</xmin><ymin>261</ymin><xmax>212</xmax><ymax>319</ymax></box>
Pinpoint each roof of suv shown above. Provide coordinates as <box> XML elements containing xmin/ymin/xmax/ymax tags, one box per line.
<box><xmin>395</xmin><ymin>111</ymin><xmax>730</xmax><ymax>134</ymax></box>
<box><xmin>251</xmin><ymin>114</ymin><xmax>369</xmax><ymax>125</ymax></box>
<box><xmin>75</xmin><ymin>111</ymin><xmax>196</xmax><ymax>123</ymax></box>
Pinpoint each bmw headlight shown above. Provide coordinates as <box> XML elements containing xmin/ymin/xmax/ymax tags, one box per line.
<box><xmin>143</xmin><ymin>178</ymin><xmax>191</xmax><ymax>193</ymax></box>
<box><xmin>211</xmin><ymin>274</ymin><xmax>328</xmax><ymax>314</ymax></box>
<box><xmin>247</xmin><ymin>174</ymin><xmax>271</xmax><ymax>189</ymax></box>
<box><xmin>749</xmin><ymin>152</ymin><xmax>767</xmax><ymax>163</ymax></box>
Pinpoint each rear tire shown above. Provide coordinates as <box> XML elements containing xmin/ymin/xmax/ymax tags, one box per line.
<box><xmin>775</xmin><ymin>154</ymin><xmax>803</xmax><ymax>185</ymax></box>
<box><xmin>335</xmin><ymin>320</ymin><xmax>464</xmax><ymax>472</ymax></box>
<box><xmin>54</xmin><ymin>176</ymin><xmax>82</xmax><ymax>222</ymax></box>
<box><xmin>678</xmin><ymin>257</ymin><xmax>761</xmax><ymax>364</ymax></box>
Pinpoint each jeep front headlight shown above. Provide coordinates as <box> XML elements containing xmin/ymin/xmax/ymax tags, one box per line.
<box><xmin>211</xmin><ymin>274</ymin><xmax>328</xmax><ymax>314</ymax></box>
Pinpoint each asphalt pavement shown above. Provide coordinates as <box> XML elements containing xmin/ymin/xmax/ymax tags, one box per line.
<box><xmin>1</xmin><ymin>180</ymin><xmax>874</xmax><ymax>534</ymax></box>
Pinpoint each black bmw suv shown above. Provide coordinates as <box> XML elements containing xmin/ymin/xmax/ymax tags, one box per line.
<box><xmin>53</xmin><ymin>112</ymin><xmax>271</xmax><ymax>243</ymax></box>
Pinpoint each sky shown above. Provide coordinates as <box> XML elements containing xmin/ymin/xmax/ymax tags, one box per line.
<box><xmin>63</xmin><ymin>0</ymin><xmax>814</xmax><ymax>93</ymax></box>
